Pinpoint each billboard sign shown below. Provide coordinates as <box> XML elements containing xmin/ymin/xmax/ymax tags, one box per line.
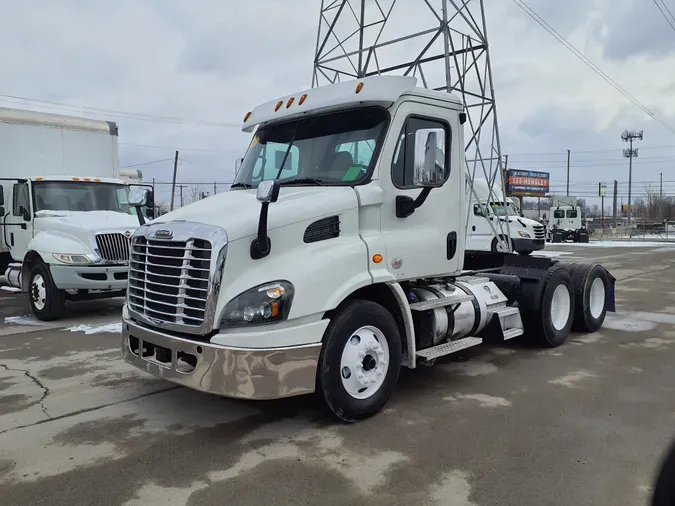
<box><xmin>506</xmin><ymin>169</ymin><xmax>550</xmax><ymax>197</ymax></box>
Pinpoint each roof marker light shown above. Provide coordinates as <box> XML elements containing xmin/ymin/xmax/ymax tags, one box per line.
<box><xmin>355</xmin><ymin>82</ymin><xmax>364</xmax><ymax>94</ymax></box>
<box><xmin>286</xmin><ymin>97</ymin><xmax>295</xmax><ymax>108</ymax></box>
<box><xmin>275</xmin><ymin>100</ymin><xmax>284</xmax><ymax>112</ymax></box>
<box><xmin>72</xmin><ymin>177</ymin><xmax>80</xmax><ymax>181</ymax></box>
<box><xmin>244</xmin><ymin>111</ymin><xmax>252</xmax><ymax>122</ymax></box>
<box><xmin>299</xmin><ymin>94</ymin><xmax>308</xmax><ymax>105</ymax></box>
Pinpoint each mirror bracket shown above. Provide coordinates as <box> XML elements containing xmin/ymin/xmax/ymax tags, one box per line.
<box><xmin>251</xmin><ymin>180</ymin><xmax>280</xmax><ymax>259</ymax></box>
<box><xmin>396</xmin><ymin>187</ymin><xmax>432</xmax><ymax>218</ymax></box>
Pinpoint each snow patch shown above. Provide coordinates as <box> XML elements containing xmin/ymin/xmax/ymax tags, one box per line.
<box><xmin>442</xmin><ymin>360</ymin><xmax>498</xmax><ymax>376</ymax></box>
<box><xmin>549</xmin><ymin>370</ymin><xmax>595</xmax><ymax>388</ymax></box>
<box><xmin>64</xmin><ymin>323</ymin><xmax>122</xmax><ymax>335</ymax></box>
<box><xmin>4</xmin><ymin>315</ymin><xmax>50</xmax><ymax>326</ymax></box>
<box><xmin>533</xmin><ymin>251</ymin><xmax>575</xmax><ymax>258</ymax></box>
<box><xmin>555</xmin><ymin>241</ymin><xmax>675</xmax><ymax>248</ymax></box>
<box><xmin>430</xmin><ymin>470</ymin><xmax>476</xmax><ymax>505</ymax></box>
<box><xmin>1</xmin><ymin>286</ymin><xmax>21</xmax><ymax>293</ymax></box>
<box><xmin>445</xmin><ymin>393</ymin><xmax>511</xmax><ymax>408</ymax></box>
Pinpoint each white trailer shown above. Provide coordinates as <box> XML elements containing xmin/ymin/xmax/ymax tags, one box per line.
<box><xmin>466</xmin><ymin>178</ymin><xmax>546</xmax><ymax>255</ymax></box>
<box><xmin>122</xmin><ymin>76</ymin><xmax>615</xmax><ymax>421</ymax></box>
<box><xmin>0</xmin><ymin>107</ymin><xmax>152</xmax><ymax>319</ymax></box>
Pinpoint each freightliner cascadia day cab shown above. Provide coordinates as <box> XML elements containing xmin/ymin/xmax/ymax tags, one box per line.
<box><xmin>122</xmin><ymin>76</ymin><xmax>615</xmax><ymax>421</ymax></box>
<box><xmin>0</xmin><ymin>107</ymin><xmax>152</xmax><ymax>320</ymax></box>
<box><xmin>466</xmin><ymin>178</ymin><xmax>546</xmax><ymax>255</ymax></box>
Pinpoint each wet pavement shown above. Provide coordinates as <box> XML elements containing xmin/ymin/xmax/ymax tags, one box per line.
<box><xmin>1</xmin><ymin>243</ymin><xmax>674</xmax><ymax>505</ymax></box>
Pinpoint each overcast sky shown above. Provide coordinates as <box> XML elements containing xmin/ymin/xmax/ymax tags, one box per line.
<box><xmin>1</xmin><ymin>0</ymin><xmax>674</xmax><ymax>208</ymax></box>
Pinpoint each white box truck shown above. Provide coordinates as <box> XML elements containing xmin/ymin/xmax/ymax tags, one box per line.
<box><xmin>0</xmin><ymin>107</ymin><xmax>152</xmax><ymax>320</ymax></box>
<box><xmin>122</xmin><ymin>76</ymin><xmax>615</xmax><ymax>421</ymax></box>
<box><xmin>466</xmin><ymin>178</ymin><xmax>546</xmax><ymax>255</ymax></box>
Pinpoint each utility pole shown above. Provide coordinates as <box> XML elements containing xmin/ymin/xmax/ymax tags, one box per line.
<box><xmin>566</xmin><ymin>149</ymin><xmax>570</xmax><ymax>197</ymax></box>
<box><xmin>213</xmin><ymin>182</ymin><xmax>217</xmax><ymax>196</ymax></box>
<box><xmin>612</xmin><ymin>180</ymin><xmax>618</xmax><ymax>227</ymax></box>
<box><xmin>621</xmin><ymin>130</ymin><xmax>643</xmax><ymax>233</ymax></box>
<box><xmin>170</xmin><ymin>150</ymin><xmax>179</xmax><ymax>211</ymax></box>
<box><xmin>179</xmin><ymin>185</ymin><xmax>184</xmax><ymax>207</ymax></box>
<box><xmin>598</xmin><ymin>182</ymin><xmax>606</xmax><ymax>228</ymax></box>
<box><xmin>660</xmin><ymin>172</ymin><xmax>663</xmax><ymax>198</ymax></box>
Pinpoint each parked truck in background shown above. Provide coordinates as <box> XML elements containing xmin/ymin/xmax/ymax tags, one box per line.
<box><xmin>0</xmin><ymin>106</ymin><xmax>152</xmax><ymax>320</ymax></box>
<box><xmin>544</xmin><ymin>197</ymin><xmax>589</xmax><ymax>243</ymax></box>
<box><xmin>122</xmin><ymin>76</ymin><xmax>614</xmax><ymax>421</ymax></box>
<box><xmin>466</xmin><ymin>178</ymin><xmax>546</xmax><ymax>255</ymax></box>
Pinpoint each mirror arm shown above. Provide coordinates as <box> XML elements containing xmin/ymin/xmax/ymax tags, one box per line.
<box><xmin>250</xmin><ymin>202</ymin><xmax>271</xmax><ymax>259</ymax></box>
<box><xmin>132</xmin><ymin>205</ymin><xmax>146</xmax><ymax>226</ymax></box>
<box><xmin>396</xmin><ymin>187</ymin><xmax>433</xmax><ymax>218</ymax></box>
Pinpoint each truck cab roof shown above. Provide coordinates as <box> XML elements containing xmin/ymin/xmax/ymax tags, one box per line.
<box><xmin>241</xmin><ymin>75</ymin><xmax>463</xmax><ymax>133</ymax></box>
<box><xmin>26</xmin><ymin>175</ymin><xmax>128</xmax><ymax>185</ymax></box>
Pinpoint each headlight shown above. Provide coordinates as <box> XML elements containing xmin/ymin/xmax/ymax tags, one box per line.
<box><xmin>219</xmin><ymin>281</ymin><xmax>294</xmax><ymax>329</ymax></box>
<box><xmin>53</xmin><ymin>253</ymin><xmax>94</xmax><ymax>264</ymax></box>
<box><xmin>517</xmin><ymin>231</ymin><xmax>532</xmax><ymax>239</ymax></box>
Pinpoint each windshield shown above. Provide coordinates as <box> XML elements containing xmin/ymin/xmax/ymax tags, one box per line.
<box><xmin>566</xmin><ymin>209</ymin><xmax>578</xmax><ymax>218</ymax></box>
<box><xmin>490</xmin><ymin>202</ymin><xmax>519</xmax><ymax>216</ymax></box>
<box><xmin>233</xmin><ymin>107</ymin><xmax>389</xmax><ymax>188</ymax></box>
<box><xmin>33</xmin><ymin>182</ymin><xmax>133</xmax><ymax>214</ymax></box>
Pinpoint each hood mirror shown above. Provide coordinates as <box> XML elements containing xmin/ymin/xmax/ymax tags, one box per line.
<box><xmin>251</xmin><ymin>180</ymin><xmax>280</xmax><ymax>260</ymax></box>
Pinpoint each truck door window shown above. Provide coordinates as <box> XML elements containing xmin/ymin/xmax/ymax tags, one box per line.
<box><xmin>392</xmin><ymin>117</ymin><xmax>450</xmax><ymax>189</ymax></box>
<box><xmin>566</xmin><ymin>209</ymin><xmax>578</xmax><ymax>218</ymax></box>
<box><xmin>12</xmin><ymin>183</ymin><xmax>30</xmax><ymax>217</ymax></box>
<box><xmin>553</xmin><ymin>209</ymin><xmax>565</xmax><ymax>219</ymax></box>
<box><xmin>473</xmin><ymin>204</ymin><xmax>485</xmax><ymax>217</ymax></box>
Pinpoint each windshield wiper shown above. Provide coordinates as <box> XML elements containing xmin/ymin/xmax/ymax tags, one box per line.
<box><xmin>278</xmin><ymin>178</ymin><xmax>325</xmax><ymax>186</ymax></box>
<box><xmin>230</xmin><ymin>183</ymin><xmax>253</xmax><ymax>189</ymax></box>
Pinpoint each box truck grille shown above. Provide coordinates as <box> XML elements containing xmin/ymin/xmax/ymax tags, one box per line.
<box><xmin>128</xmin><ymin>237</ymin><xmax>212</xmax><ymax>328</ymax></box>
<box><xmin>533</xmin><ymin>225</ymin><xmax>546</xmax><ymax>239</ymax></box>
<box><xmin>96</xmin><ymin>233</ymin><xmax>131</xmax><ymax>262</ymax></box>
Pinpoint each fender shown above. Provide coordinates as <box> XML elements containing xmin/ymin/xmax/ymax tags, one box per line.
<box><xmin>26</xmin><ymin>230</ymin><xmax>93</xmax><ymax>261</ymax></box>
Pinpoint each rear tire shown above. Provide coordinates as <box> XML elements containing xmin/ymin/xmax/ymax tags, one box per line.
<box><xmin>317</xmin><ymin>300</ymin><xmax>402</xmax><ymax>422</ymax></box>
<box><xmin>29</xmin><ymin>262</ymin><xmax>66</xmax><ymax>321</ymax></box>
<box><xmin>523</xmin><ymin>265</ymin><xmax>575</xmax><ymax>347</ymax></box>
<box><xmin>564</xmin><ymin>263</ymin><xmax>609</xmax><ymax>332</ymax></box>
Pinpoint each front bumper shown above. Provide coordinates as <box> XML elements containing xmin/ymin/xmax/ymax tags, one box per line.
<box><xmin>513</xmin><ymin>238</ymin><xmax>545</xmax><ymax>252</ymax></box>
<box><xmin>122</xmin><ymin>319</ymin><xmax>322</xmax><ymax>400</ymax></box>
<box><xmin>50</xmin><ymin>264</ymin><xmax>129</xmax><ymax>290</ymax></box>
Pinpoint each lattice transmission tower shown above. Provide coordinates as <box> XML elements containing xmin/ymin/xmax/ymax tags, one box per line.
<box><xmin>312</xmin><ymin>0</ymin><xmax>504</xmax><ymax>189</ymax></box>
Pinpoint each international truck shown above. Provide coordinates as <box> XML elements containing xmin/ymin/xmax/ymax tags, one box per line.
<box><xmin>0</xmin><ymin>107</ymin><xmax>152</xmax><ymax>320</ymax></box>
<box><xmin>545</xmin><ymin>197</ymin><xmax>589</xmax><ymax>243</ymax></box>
<box><xmin>466</xmin><ymin>178</ymin><xmax>546</xmax><ymax>255</ymax></box>
<box><xmin>122</xmin><ymin>76</ymin><xmax>615</xmax><ymax>421</ymax></box>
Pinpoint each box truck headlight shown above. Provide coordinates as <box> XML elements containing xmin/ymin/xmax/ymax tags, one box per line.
<box><xmin>53</xmin><ymin>253</ymin><xmax>94</xmax><ymax>265</ymax></box>
<box><xmin>220</xmin><ymin>281</ymin><xmax>294</xmax><ymax>329</ymax></box>
<box><xmin>517</xmin><ymin>231</ymin><xmax>532</xmax><ymax>239</ymax></box>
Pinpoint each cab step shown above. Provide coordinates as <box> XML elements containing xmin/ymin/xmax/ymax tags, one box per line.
<box><xmin>409</xmin><ymin>293</ymin><xmax>474</xmax><ymax>311</ymax></box>
<box><xmin>416</xmin><ymin>337</ymin><xmax>483</xmax><ymax>360</ymax></box>
<box><xmin>487</xmin><ymin>305</ymin><xmax>524</xmax><ymax>342</ymax></box>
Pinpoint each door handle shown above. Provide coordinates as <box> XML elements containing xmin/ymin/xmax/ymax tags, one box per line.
<box><xmin>447</xmin><ymin>231</ymin><xmax>457</xmax><ymax>260</ymax></box>
<box><xmin>472</xmin><ymin>225</ymin><xmax>475</xmax><ymax>232</ymax></box>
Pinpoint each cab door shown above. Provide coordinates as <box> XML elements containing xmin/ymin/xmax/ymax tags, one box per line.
<box><xmin>378</xmin><ymin>101</ymin><xmax>463</xmax><ymax>279</ymax></box>
<box><xmin>5</xmin><ymin>182</ymin><xmax>34</xmax><ymax>259</ymax></box>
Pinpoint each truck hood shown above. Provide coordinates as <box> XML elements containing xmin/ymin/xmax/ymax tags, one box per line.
<box><xmin>35</xmin><ymin>210</ymin><xmax>139</xmax><ymax>233</ymax></box>
<box><xmin>151</xmin><ymin>187</ymin><xmax>358</xmax><ymax>241</ymax></box>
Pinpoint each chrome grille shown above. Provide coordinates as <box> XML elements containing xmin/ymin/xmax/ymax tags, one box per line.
<box><xmin>96</xmin><ymin>233</ymin><xmax>130</xmax><ymax>262</ymax></box>
<box><xmin>533</xmin><ymin>225</ymin><xmax>546</xmax><ymax>239</ymax></box>
<box><xmin>128</xmin><ymin>237</ymin><xmax>212</xmax><ymax>328</ymax></box>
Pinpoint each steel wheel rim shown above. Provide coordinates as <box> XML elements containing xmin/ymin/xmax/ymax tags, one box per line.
<box><xmin>339</xmin><ymin>325</ymin><xmax>389</xmax><ymax>400</ymax></box>
<box><xmin>550</xmin><ymin>284</ymin><xmax>571</xmax><ymax>331</ymax></box>
<box><xmin>31</xmin><ymin>274</ymin><xmax>47</xmax><ymax>310</ymax></box>
<box><xmin>589</xmin><ymin>277</ymin><xmax>605</xmax><ymax>319</ymax></box>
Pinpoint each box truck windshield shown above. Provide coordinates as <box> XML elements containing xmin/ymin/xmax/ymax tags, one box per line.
<box><xmin>233</xmin><ymin>107</ymin><xmax>389</xmax><ymax>188</ymax></box>
<box><xmin>33</xmin><ymin>181</ymin><xmax>132</xmax><ymax>214</ymax></box>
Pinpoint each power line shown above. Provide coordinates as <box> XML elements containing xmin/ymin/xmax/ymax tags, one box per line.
<box><xmin>0</xmin><ymin>94</ymin><xmax>242</xmax><ymax>128</ymax></box>
<box><xmin>120</xmin><ymin>158</ymin><xmax>174</xmax><ymax>169</ymax></box>
<box><xmin>652</xmin><ymin>0</ymin><xmax>675</xmax><ymax>34</ymax></box>
<box><xmin>510</xmin><ymin>0</ymin><xmax>675</xmax><ymax>135</ymax></box>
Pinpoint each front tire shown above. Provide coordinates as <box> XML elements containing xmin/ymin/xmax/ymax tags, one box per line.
<box><xmin>317</xmin><ymin>300</ymin><xmax>402</xmax><ymax>422</ymax></box>
<box><xmin>29</xmin><ymin>263</ymin><xmax>66</xmax><ymax>321</ymax></box>
<box><xmin>523</xmin><ymin>265</ymin><xmax>575</xmax><ymax>347</ymax></box>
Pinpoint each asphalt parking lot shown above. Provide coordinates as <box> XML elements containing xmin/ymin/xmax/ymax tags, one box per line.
<box><xmin>1</xmin><ymin>243</ymin><xmax>675</xmax><ymax>505</ymax></box>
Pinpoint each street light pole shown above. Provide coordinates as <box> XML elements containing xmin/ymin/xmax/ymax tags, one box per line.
<box><xmin>621</xmin><ymin>130</ymin><xmax>643</xmax><ymax>234</ymax></box>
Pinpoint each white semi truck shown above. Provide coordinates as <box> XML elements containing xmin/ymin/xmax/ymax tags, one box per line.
<box><xmin>0</xmin><ymin>107</ymin><xmax>152</xmax><ymax>320</ymax></box>
<box><xmin>122</xmin><ymin>76</ymin><xmax>615</xmax><ymax>421</ymax></box>
<box><xmin>466</xmin><ymin>178</ymin><xmax>546</xmax><ymax>255</ymax></box>
<box><xmin>545</xmin><ymin>197</ymin><xmax>589</xmax><ymax>243</ymax></box>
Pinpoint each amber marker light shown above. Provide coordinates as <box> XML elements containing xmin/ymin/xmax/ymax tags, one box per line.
<box><xmin>372</xmin><ymin>254</ymin><xmax>383</xmax><ymax>264</ymax></box>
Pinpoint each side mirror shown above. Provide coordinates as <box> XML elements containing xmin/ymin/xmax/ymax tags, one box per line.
<box><xmin>413</xmin><ymin>128</ymin><xmax>446</xmax><ymax>187</ymax></box>
<box><xmin>0</xmin><ymin>186</ymin><xmax>4</xmax><ymax>207</ymax></box>
<box><xmin>129</xmin><ymin>188</ymin><xmax>149</xmax><ymax>207</ymax></box>
<box><xmin>256</xmin><ymin>180</ymin><xmax>280</xmax><ymax>203</ymax></box>
<box><xmin>20</xmin><ymin>206</ymin><xmax>30</xmax><ymax>222</ymax></box>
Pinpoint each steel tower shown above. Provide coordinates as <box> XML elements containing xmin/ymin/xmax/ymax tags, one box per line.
<box><xmin>312</xmin><ymin>0</ymin><xmax>511</xmax><ymax>249</ymax></box>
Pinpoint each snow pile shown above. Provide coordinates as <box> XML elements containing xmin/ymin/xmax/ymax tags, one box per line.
<box><xmin>65</xmin><ymin>323</ymin><xmax>123</xmax><ymax>335</ymax></box>
<box><xmin>555</xmin><ymin>240</ymin><xmax>675</xmax><ymax>248</ymax></box>
<box><xmin>4</xmin><ymin>315</ymin><xmax>50</xmax><ymax>326</ymax></box>
<box><xmin>1</xmin><ymin>286</ymin><xmax>21</xmax><ymax>293</ymax></box>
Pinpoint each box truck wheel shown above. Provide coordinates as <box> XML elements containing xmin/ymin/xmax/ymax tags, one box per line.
<box><xmin>29</xmin><ymin>262</ymin><xmax>66</xmax><ymax>321</ymax></box>
<box><xmin>523</xmin><ymin>265</ymin><xmax>575</xmax><ymax>347</ymax></box>
<box><xmin>317</xmin><ymin>300</ymin><xmax>402</xmax><ymax>422</ymax></box>
<box><xmin>564</xmin><ymin>263</ymin><xmax>609</xmax><ymax>333</ymax></box>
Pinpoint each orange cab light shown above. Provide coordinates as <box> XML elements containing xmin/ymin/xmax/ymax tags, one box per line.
<box><xmin>355</xmin><ymin>82</ymin><xmax>364</xmax><ymax>94</ymax></box>
<box><xmin>243</xmin><ymin>111</ymin><xmax>252</xmax><ymax>122</ymax></box>
<box><xmin>372</xmin><ymin>254</ymin><xmax>383</xmax><ymax>264</ymax></box>
<box><xmin>94</xmin><ymin>178</ymin><xmax>101</xmax><ymax>182</ymax></box>
<box><xmin>270</xmin><ymin>301</ymin><xmax>280</xmax><ymax>318</ymax></box>
<box><xmin>122</xmin><ymin>181</ymin><xmax>128</xmax><ymax>185</ymax></box>
<box><xmin>298</xmin><ymin>94</ymin><xmax>308</xmax><ymax>105</ymax></box>
<box><xmin>275</xmin><ymin>100</ymin><xmax>284</xmax><ymax>112</ymax></box>
<box><xmin>35</xmin><ymin>177</ymin><xmax>44</xmax><ymax>181</ymax></box>
<box><xmin>286</xmin><ymin>97</ymin><xmax>295</xmax><ymax>108</ymax></box>
<box><xmin>83</xmin><ymin>177</ymin><xmax>91</xmax><ymax>181</ymax></box>
<box><xmin>72</xmin><ymin>177</ymin><xmax>80</xmax><ymax>181</ymax></box>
